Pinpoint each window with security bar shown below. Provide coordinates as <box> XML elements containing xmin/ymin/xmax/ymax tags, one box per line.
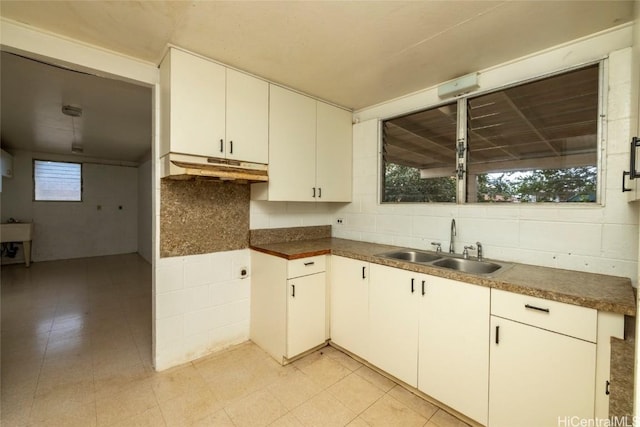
<box><xmin>34</xmin><ymin>160</ymin><xmax>82</xmax><ymax>201</ymax></box>
<box><xmin>380</xmin><ymin>62</ymin><xmax>601</xmax><ymax>204</ymax></box>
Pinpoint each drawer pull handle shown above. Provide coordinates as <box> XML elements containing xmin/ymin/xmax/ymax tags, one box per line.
<box><xmin>495</xmin><ymin>325</ymin><xmax>500</xmax><ymax>344</ymax></box>
<box><xmin>606</xmin><ymin>380</ymin><xmax>611</xmax><ymax>395</ymax></box>
<box><xmin>220</xmin><ymin>139</ymin><xmax>224</xmax><ymax>153</ymax></box>
<box><xmin>291</xmin><ymin>284</ymin><xmax>295</xmax><ymax>297</ymax></box>
<box><xmin>525</xmin><ymin>304</ymin><xmax>550</xmax><ymax>313</ymax></box>
<box><xmin>411</xmin><ymin>278</ymin><xmax>415</xmax><ymax>293</ymax></box>
<box><xmin>303</xmin><ymin>262</ymin><xmax>315</xmax><ymax>266</ymax></box>
<box><xmin>421</xmin><ymin>280</ymin><xmax>426</xmax><ymax>296</ymax></box>
<box><xmin>362</xmin><ymin>266</ymin><xmax>366</xmax><ymax>279</ymax></box>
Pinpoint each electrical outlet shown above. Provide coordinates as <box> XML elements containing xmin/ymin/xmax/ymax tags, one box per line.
<box><xmin>336</xmin><ymin>218</ymin><xmax>344</xmax><ymax>225</ymax></box>
<box><xmin>239</xmin><ymin>266</ymin><xmax>249</xmax><ymax>279</ymax></box>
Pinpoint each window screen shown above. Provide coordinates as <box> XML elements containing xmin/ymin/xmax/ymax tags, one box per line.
<box><xmin>34</xmin><ymin>160</ymin><xmax>82</xmax><ymax>201</ymax></box>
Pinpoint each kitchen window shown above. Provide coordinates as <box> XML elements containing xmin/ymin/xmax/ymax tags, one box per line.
<box><xmin>34</xmin><ymin>160</ymin><xmax>82</xmax><ymax>201</ymax></box>
<box><xmin>381</xmin><ymin>62</ymin><xmax>602</xmax><ymax>204</ymax></box>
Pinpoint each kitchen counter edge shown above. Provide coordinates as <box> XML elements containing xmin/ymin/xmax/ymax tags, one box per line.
<box><xmin>250</xmin><ymin>237</ymin><xmax>636</xmax><ymax>316</ymax></box>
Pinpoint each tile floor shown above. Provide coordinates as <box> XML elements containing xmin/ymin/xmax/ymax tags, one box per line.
<box><xmin>2</xmin><ymin>254</ymin><xmax>470</xmax><ymax>427</ymax></box>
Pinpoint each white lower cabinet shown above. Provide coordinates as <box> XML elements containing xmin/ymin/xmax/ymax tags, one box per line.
<box><xmin>330</xmin><ymin>256</ymin><xmax>370</xmax><ymax>360</ymax></box>
<box><xmin>323</xmin><ymin>256</ymin><xmax>620</xmax><ymax>427</ymax></box>
<box><xmin>418</xmin><ymin>276</ymin><xmax>490</xmax><ymax>425</ymax></box>
<box><xmin>488</xmin><ymin>290</ymin><xmax>597</xmax><ymax>427</ymax></box>
<box><xmin>368</xmin><ymin>263</ymin><xmax>421</xmax><ymax>387</ymax></box>
<box><xmin>250</xmin><ymin>251</ymin><xmax>326</xmax><ymax>363</ymax></box>
<box><xmin>287</xmin><ymin>272</ymin><xmax>326</xmax><ymax>357</ymax></box>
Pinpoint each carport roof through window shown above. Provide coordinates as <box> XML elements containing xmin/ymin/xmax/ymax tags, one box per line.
<box><xmin>381</xmin><ymin>62</ymin><xmax>601</xmax><ymax>204</ymax></box>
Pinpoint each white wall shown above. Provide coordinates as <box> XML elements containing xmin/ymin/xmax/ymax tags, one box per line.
<box><xmin>1</xmin><ymin>150</ymin><xmax>139</xmax><ymax>263</ymax></box>
<box><xmin>154</xmin><ymin>249</ymin><xmax>250</xmax><ymax>370</ymax></box>
<box><xmin>137</xmin><ymin>158</ymin><xmax>152</xmax><ymax>263</ymax></box>
<box><xmin>250</xmin><ymin>200</ymin><xmax>334</xmax><ymax>229</ymax></box>
<box><xmin>333</xmin><ymin>34</ymin><xmax>639</xmax><ymax>283</ymax></box>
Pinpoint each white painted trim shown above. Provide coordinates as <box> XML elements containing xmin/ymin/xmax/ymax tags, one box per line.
<box><xmin>0</xmin><ymin>18</ymin><xmax>158</xmax><ymax>85</ymax></box>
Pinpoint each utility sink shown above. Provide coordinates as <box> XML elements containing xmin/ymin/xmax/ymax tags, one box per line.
<box><xmin>431</xmin><ymin>257</ymin><xmax>503</xmax><ymax>275</ymax></box>
<box><xmin>1</xmin><ymin>222</ymin><xmax>33</xmax><ymax>243</ymax></box>
<box><xmin>1</xmin><ymin>222</ymin><xmax>34</xmax><ymax>267</ymax></box>
<box><xmin>377</xmin><ymin>250</ymin><xmax>441</xmax><ymax>263</ymax></box>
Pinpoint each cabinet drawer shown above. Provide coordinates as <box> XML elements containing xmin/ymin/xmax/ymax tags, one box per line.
<box><xmin>288</xmin><ymin>255</ymin><xmax>326</xmax><ymax>278</ymax></box>
<box><xmin>491</xmin><ymin>289</ymin><xmax>597</xmax><ymax>342</ymax></box>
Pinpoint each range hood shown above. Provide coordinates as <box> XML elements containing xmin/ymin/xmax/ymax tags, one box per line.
<box><xmin>161</xmin><ymin>153</ymin><xmax>268</xmax><ymax>183</ymax></box>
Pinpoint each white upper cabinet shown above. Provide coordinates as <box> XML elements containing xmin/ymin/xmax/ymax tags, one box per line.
<box><xmin>225</xmin><ymin>69</ymin><xmax>269</xmax><ymax>164</ymax></box>
<box><xmin>160</xmin><ymin>48</ymin><xmax>268</xmax><ymax>164</ymax></box>
<box><xmin>160</xmin><ymin>48</ymin><xmax>225</xmax><ymax>158</ymax></box>
<box><xmin>252</xmin><ymin>84</ymin><xmax>352</xmax><ymax>202</ymax></box>
<box><xmin>265</xmin><ymin>84</ymin><xmax>317</xmax><ymax>201</ymax></box>
<box><xmin>316</xmin><ymin>101</ymin><xmax>353</xmax><ymax>202</ymax></box>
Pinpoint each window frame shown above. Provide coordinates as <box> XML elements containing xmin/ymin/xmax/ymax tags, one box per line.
<box><xmin>33</xmin><ymin>159</ymin><xmax>84</xmax><ymax>202</ymax></box>
<box><xmin>378</xmin><ymin>59</ymin><xmax>607</xmax><ymax>206</ymax></box>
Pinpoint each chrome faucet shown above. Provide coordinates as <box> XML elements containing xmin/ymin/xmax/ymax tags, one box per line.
<box><xmin>476</xmin><ymin>242</ymin><xmax>483</xmax><ymax>261</ymax></box>
<box><xmin>463</xmin><ymin>245</ymin><xmax>476</xmax><ymax>259</ymax></box>
<box><xmin>449</xmin><ymin>219</ymin><xmax>456</xmax><ymax>254</ymax></box>
<box><xmin>431</xmin><ymin>242</ymin><xmax>442</xmax><ymax>253</ymax></box>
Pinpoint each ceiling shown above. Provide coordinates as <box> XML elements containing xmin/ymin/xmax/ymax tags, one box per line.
<box><xmin>0</xmin><ymin>52</ymin><xmax>152</xmax><ymax>162</ymax></box>
<box><xmin>0</xmin><ymin>1</ymin><xmax>633</xmax><ymax>163</ymax></box>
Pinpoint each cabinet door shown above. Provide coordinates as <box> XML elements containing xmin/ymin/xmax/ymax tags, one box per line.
<box><xmin>316</xmin><ymin>102</ymin><xmax>352</xmax><ymax>202</ymax></box>
<box><xmin>330</xmin><ymin>256</ymin><xmax>369</xmax><ymax>360</ymax></box>
<box><xmin>163</xmin><ymin>49</ymin><xmax>226</xmax><ymax>157</ymax></box>
<box><xmin>268</xmin><ymin>85</ymin><xmax>316</xmax><ymax>201</ymax></box>
<box><xmin>489</xmin><ymin>316</ymin><xmax>596</xmax><ymax>427</ymax></box>
<box><xmin>226</xmin><ymin>69</ymin><xmax>269</xmax><ymax>164</ymax></box>
<box><xmin>418</xmin><ymin>276</ymin><xmax>489</xmax><ymax>425</ymax></box>
<box><xmin>287</xmin><ymin>272</ymin><xmax>326</xmax><ymax>358</ymax></box>
<box><xmin>368</xmin><ymin>264</ymin><xmax>419</xmax><ymax>387</ymax></box>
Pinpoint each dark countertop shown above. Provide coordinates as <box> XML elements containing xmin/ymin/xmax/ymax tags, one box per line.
<box><xmin>250</xmin><ymin>237</ymin><xmax>636</xmax><ymax>316</ymax></box>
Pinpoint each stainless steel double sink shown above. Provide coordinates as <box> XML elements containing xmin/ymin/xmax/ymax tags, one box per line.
<box><xmin>376</xmin><ymin>249</ymin><xmax>507</xmax><ymax>275</ymax></box>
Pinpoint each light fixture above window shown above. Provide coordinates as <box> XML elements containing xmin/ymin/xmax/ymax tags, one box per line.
<box><xmin>62</xmin><ymin>104</ymin><xmax>83</xmax><ymax>117</ymax></box>
<box><xmin>437</xmin><ymin>73</ymin><xmax>479</xmax><ymax>99</ymax></box>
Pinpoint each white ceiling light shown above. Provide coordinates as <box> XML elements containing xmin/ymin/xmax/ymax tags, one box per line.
<box><xmin>62</xmin><ymin>104</ymin><xmax>82</xmax><ymax>117</ymax></box>
<box><xmin>62</xmin><ymin>104</ymin><xmax>83</xmax><ymax>154</ymax></box>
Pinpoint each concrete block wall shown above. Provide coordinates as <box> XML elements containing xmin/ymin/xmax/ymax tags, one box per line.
<box><xmin>154</xmin><ymin>249</ymin><xmax>251</xmax><ymax>370</ymax></box>
<box><xmin>250</xmin><ymin>200</ymin><xmax>336</xmax><ymax>230</ymax></box>
<box><xmin>332</xmin><ymin>46</ymin><xmax>638</xmax><ymax>283</ymax></box>
<box><xmin>1</xmin><ymin>150</ymin><xmax>139</xmax><ymax>263</ymax></box>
